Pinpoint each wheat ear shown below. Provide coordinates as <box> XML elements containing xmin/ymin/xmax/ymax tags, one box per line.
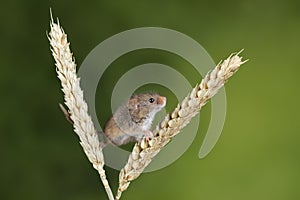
<box><xmin>48</xmin><ymin>15</ymin><xmax>114</xmax><ymax>200</ymax></box>
<box><xmin>116</xmin><ymin>51</ymin><xmax>247</xmax><ymax>199</ymax></box>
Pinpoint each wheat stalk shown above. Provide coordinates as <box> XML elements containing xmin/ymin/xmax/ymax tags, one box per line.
<box><xmin>48</xmin><ymin>14</ymin><xmax>114</xmax><ymax>200</ymax></box>
<box><xmin>116</xmin><ymin>51</ymin><xmax>247</xmax><ymax>199</ymax></box>
<box><xmin>47</xmin><ymin>11</ymin><xmax>246</xmax><ymax>200</ymax></box>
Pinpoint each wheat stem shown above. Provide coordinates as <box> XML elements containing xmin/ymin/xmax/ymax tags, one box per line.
<box><xmin>48</xmin><ymin>14</ymin><xmax>114</xmax><ymax>200</ymax></box>
<box><xmin>116</xmin><ymin>51</ymin><xmax>247</xmax><ymax>199</ymax></box>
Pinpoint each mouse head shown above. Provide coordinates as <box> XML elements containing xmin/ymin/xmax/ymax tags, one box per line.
<box><xmin>128</xmin><ymin>93</ymin><xmax>166</xmax><ymax>117</ymax></box>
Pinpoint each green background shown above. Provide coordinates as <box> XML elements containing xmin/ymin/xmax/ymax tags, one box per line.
<box><xmin>1</xmin><ymin>0</ymin><xmax>300</xmax><ymax>199</ymax></box>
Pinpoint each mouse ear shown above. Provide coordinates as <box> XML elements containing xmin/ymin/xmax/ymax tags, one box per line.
<box><xmin>128</xmin><ymin>98</ymin><xmax>138</xmax><ymax>110</ymax></box>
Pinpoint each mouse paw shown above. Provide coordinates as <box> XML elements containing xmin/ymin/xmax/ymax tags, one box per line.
<box><xmin>144</xmin><ymin>130</ymin><xmax>153</xmax><ymax>142</ymax></box>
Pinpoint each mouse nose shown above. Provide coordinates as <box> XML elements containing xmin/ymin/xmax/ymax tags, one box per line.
<box><xmin>158</xmin><ymin>96</ymin><xmax>166</xmax><ymax>106</ymax></box>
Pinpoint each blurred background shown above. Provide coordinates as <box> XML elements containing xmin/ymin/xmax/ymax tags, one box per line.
<box><xmin>1</xmin><ymin>0</ymin><xmax>300</xmax><ymax>199</ymax></box>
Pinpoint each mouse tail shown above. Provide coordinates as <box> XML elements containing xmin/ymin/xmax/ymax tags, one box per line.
<box><xmin>59</xmin><ymin>103</ymin><xmax>74</xmax><ymax>125</ymax></box>
<box><xmin>59</xmin><ymin>103</ymin><xmax>108</xmax><ymax>148</ymax></box>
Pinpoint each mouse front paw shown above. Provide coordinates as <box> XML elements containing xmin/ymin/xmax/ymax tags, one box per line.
<box><xmin>144</xmin><ymin>130</ymin><xmax>154</xmax><ymax>142</ymax></box>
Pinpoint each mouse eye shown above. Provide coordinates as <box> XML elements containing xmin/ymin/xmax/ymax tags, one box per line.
<box><xmin>148</xmin><ymin>98</ymin><xmax>155</xmax><ymax>103</ymax></box>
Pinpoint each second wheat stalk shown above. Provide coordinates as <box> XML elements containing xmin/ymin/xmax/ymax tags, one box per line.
<box><xmin>116</xmin><ymin>51</ymin><xmax>247</xmax><ymax>199</ymax></box>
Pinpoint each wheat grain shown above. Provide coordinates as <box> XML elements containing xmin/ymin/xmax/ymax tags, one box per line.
<box><xmin>116</xmin><ymin>51</ymin><xmax>247</xmax><ymax>199</ymax></box>
<box><xmin>48</xmin><ymin>13</ymin><xmax>114</xmax><ymax>200</ymax></box>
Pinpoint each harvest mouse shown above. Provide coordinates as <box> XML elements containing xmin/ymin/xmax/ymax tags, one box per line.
<box><xmin>60</xmin><ymin>93</ymin><xmax>166</xmax><ymax>146</ymax></box>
